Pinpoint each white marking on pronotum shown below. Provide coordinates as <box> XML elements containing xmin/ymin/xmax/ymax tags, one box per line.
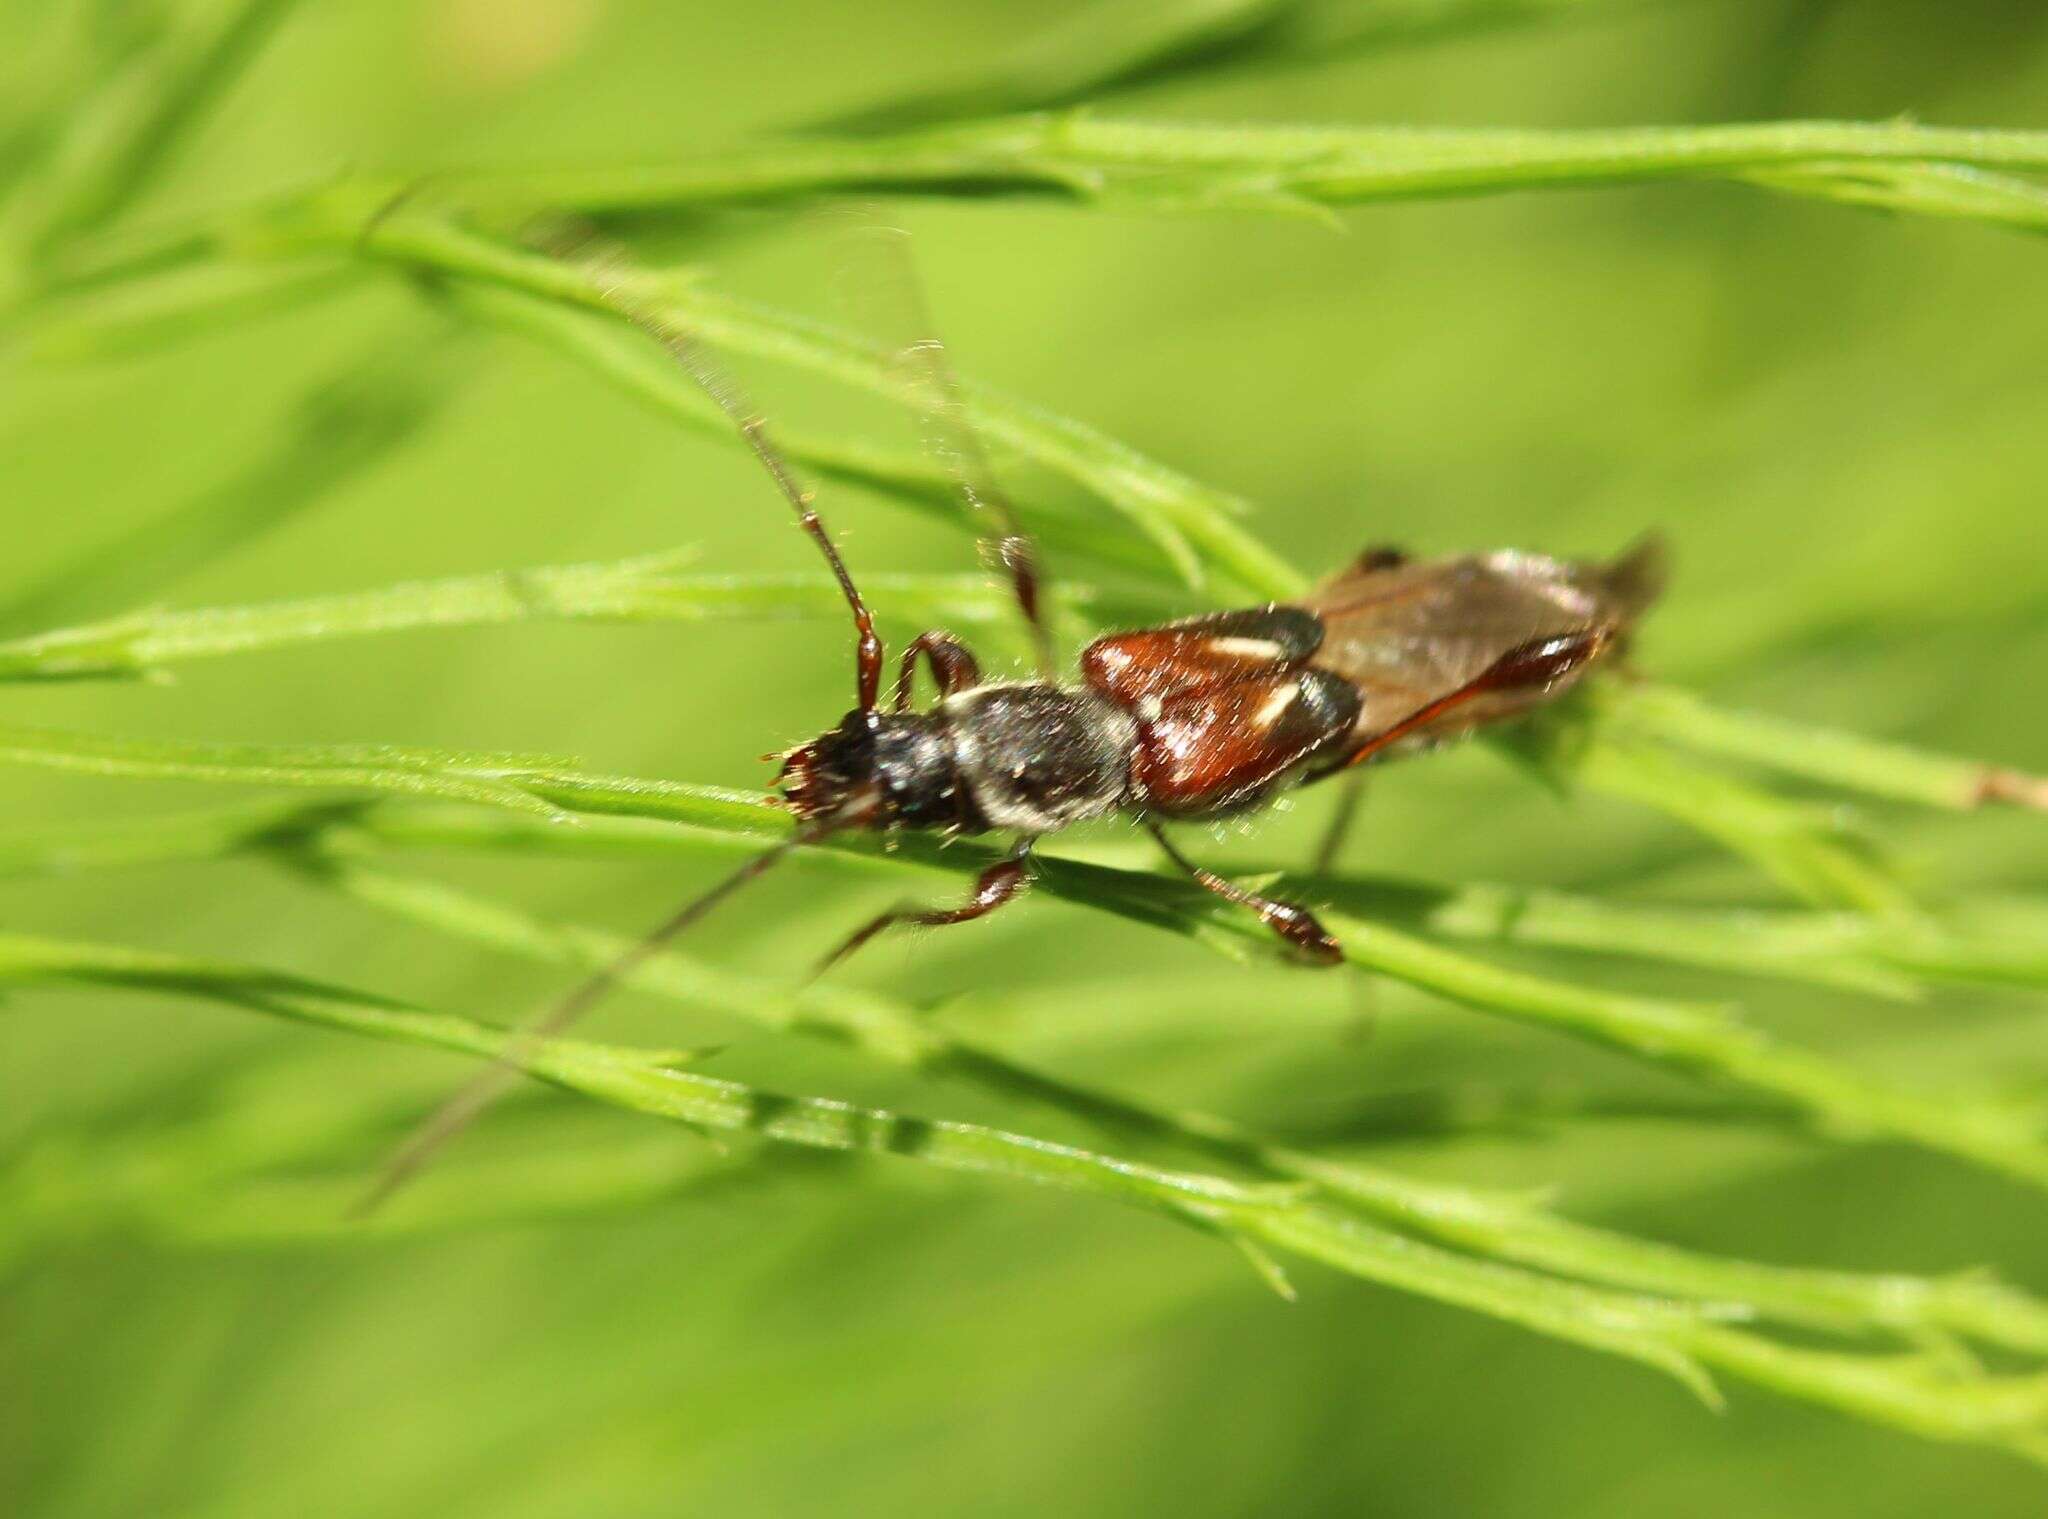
<box><xmin>1253</xmin><ymin>680</ymin><xmax>1300</xmax><ymax>728</ymax></box>
<box><xmin>1204</xmin><ymin>636</ymin><xmax>1286</xmax><ymax>660</ymax></box>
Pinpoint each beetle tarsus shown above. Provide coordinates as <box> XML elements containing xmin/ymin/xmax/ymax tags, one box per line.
<box><xmin>1148</xmin><ymin>822</ymin><xmax>1343</xmax><ymax>968</ymax></box>
<box><xmin>1260</xmin><ymin>901</ymin><xmax>1345</xmax><ymax>966</ymax></box>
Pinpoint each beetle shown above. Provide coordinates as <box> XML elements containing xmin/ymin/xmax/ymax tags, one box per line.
<box><xmin>358</xmin><ymin>234</ymin><xmax>1661</xmax><ymax>1209</ymax></box>
<box><xmin>779</xmin><ymin>536</ymin><xmax>1662</xmax><ymax>969</ymax></box>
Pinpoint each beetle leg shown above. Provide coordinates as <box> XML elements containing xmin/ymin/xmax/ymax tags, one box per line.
<box><xmin>1312</xmin><ymin>772</ymin><xmax>1369</xmax><ymax>874</ymax></box>
<box><xmin>891</xmin><ymin>631</ymin><xmax>982</xmax><ymax>711</ymax></box>
<box><xmin>815</xmin><ymin>840</ymin><xmax>1033</xmax><ymax>974</ymax></box>
<box><xmin>1342</xmin><ymin>623</ymin><xmax>1616</xmax><ymax>771</ymax></box>
<box><xmin>1352</xmin><ymin>544</ymin><xmax>1409</xmax><ymax>573</ymax></box>
<box><xmin>852</xmin><ymin>226</ymin><xmax>1061</xmax><ymax>679</ymax></box>
<box><xmin>1148</xmin><ymin>823</ymin><xmax>1342</xmax><ymax>966</ymax></box>
<box><xmin>990</xmin><ymin>532</ymin><xmax>1055</xmax><ymax>679</ymax></box>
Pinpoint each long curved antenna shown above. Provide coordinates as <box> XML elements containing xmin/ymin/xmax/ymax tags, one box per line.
<box><xmin>352</xmin><ymin>824</ymin><xmax>826</xmax><ymax>1217</ymax></box>
<box><xmin>559</xmin><ymin>227</ymin><xmax>885</xmax><ymax>711</ymax></box>
<box><xmin>848</xmin><ymin>222</ymin><xmax>1058</xmax><ymax>679</ymax></box>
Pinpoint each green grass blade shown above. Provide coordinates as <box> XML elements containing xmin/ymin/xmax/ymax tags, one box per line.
<box><xmin>288</xmin><ymin>853</ymin><xmax>956</xmax><ymax>1069</ymax></box>
<box><xmin>31</xmin><ymin>111</ymin><xmax>2048</xmax><ymax>336</ymax></box>
<box><xmin>10</xmin><ymin>254</ymin><xmax>357</xmax><ymax>359</ymax></box>
<box><xmin>1275</xmin><ymin>1148</ymin><xmax>2048</xmax><ymax>1354</ymax></box>
<box><xmin>1571</xmin><ymin>737</ymin><xmax>1918</xmax><ymax>914</ymax></box>
<box><xmin>242</xmin><ymin>209</ymin><xmax>1303</xmax><ymax>599</ymax></box>
<box><xmin>71</xmin><ymin>756</ymin><xmax>2044</xmax><ymax>1188</ymax></box>
<box><xmin>659</xmin><ymin>283</ymin><xmax>1305</xmax><ymax>598</ymax></box>
<box><xmin>0</xmin><ymin>935</ymin><xmax>1785</xmax><ymax>1414</ymax></box>
<box><xmin>0</xmin><ymin>721</ymin><xmax>576</xmax><ymax>819</ymax></box>
<box><xmin>430</xmin><ymin>219</ymin><xmax>1289</xmax><ymax>594</ymax></box>
<box><xmin>0</xmin><ymin>559</ymin><xmax>1170</xmax><ymax>682</ymax></box>
<box><xmin>1735</xmin><ymin>159</ymin><xmax>2048</xmax><ymax>233</ymax></box>
<box><xmin>2</xmin><ymin>742</ymin><xmax>2034</xmax><ymax>1186</ymax></box>
<box><xmin>1266</xmin><ymin>895</ymin><xmax>2048</xmax><ymax>1190</ymax></box>
<box><xmin>8</xmin><ymin>800</ymin><xmax>2024</xmax><ymax>1001</ymax></box>
<box><xmin>1607</xmin><ymin>683</ymin><xmax>2048</xmax><ymax>815</ymax></box>
<box><xmin>0</xmin><ymin>797</ymin><xmax>337</xmax><ymax>875</ymax></box>
<box><xmin>0</xmin><ymin>0</ymin><xmax>301</xmax><ymax>278</ymax></box>
<box><xmin>0</xmin><ymin>328</ymin><xmax>464</xmax><ymax>637</ymax></box>
<box><xmin>445</xmin><ymin>277</ymin><xmax>1178</xmax><ymax>584</ymax></box>
<box><xmin>1498</xmin><ymin>701</ymin><xmax>1922</xmax><ymax>914</ymax></box>
<box><xmin>426</xmin><ymin>116</ymin><xmax>2048</xmax><ymax>231</ymax></box>
<box><xmin>1682</xmin><ymin>1327</ymin><xmax>2048</xmax><ymax>1464</ymax></box>
<box><xmin>12</xmin><ymin>757</ymin><xmax>2031</xmax><ymax>1195</ymax></box>
<box><xmin>291</xmin><ymin>849</ymin><xmax>2048</xmax><ymax>1357</ymax></box>
<box><xmin>1877</xmin><ymin>900</ymin><xmax>2048</xmax><ymax>990</ymax></box>
<box><xmin>822</xmin><ymin>0</ymin><xmax>1661</xmax><ymax>133</ymax></box>
<box><xmin>4</xmin><ymin>1086</ymin><xmax>792</xmax><ymax>1258</ymax></box>
<box><xmin>1391</xmin><ymin>880</ymin><xmax>1921</xmax><ymax>999</ymax></box>
<box><xmin>20</xmin><ymin>928</ymin><xmax>2048</xmax><ymax>1459</ymax></box>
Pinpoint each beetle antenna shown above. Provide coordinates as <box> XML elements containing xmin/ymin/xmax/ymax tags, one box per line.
<box><xmin>546</xmin><ymin>225</ymin><xmax>884</xmax><ymax>711</ymax></box>
<box><xmin>352</xmin><ymin>820</ymin><xmax>836</xmax><ymax>1217</ymax></box>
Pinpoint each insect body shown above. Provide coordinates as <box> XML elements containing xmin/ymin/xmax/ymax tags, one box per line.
<box><xmin>778</xmin><ymin>539</ymin><xmax>1662</xmax><ymax>966</ymax></box>
<box><xmin>359</xmin><ymin>230</ymin><xmax>1661</xmax><ymax>1209</ymax></box>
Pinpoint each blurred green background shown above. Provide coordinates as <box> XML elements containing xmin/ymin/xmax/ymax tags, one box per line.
<box><xmin>5</xmin><ymin>1</ymin><xmax>2048</xmax><ymax>1514</ymax></box>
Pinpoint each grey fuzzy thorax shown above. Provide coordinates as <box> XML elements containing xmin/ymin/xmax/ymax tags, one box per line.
<box><xmin>940</xmin><ymin>683</ymin><xmax>1136</xmax><ymax>835</ymax></box>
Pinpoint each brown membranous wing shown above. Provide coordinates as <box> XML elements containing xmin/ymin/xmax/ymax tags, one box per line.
<box><xmin>1304</xmin><ymin>539</ymin><xmax>1663</xmax><ymax>764</ymax></box>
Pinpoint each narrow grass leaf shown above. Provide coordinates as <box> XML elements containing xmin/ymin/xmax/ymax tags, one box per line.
<box><xmin>0</xmin><ymin>561</ymin><xmax>1169</xmax><ymax>682</ymax></box>
<box><xmin>0</xmin><ymin>0</ymin><xmax>302</xmax><ymax>273</ymax></box>
<box><xmin>0</xmin><ymin>797</ymin><xmax>336</xmax><ymax>876</ymax></box>
<box><xmin>26</xmin><ymin>929</ymin><xmax>2048</xmax><ymax>1458</ymax></box>
<box><xmin>0</xmin><ymin>328</ymin><xmax>464</xmax><ymax>637</ymax></box>
<box><xmin>153</xmin><ymin>764</ymin><xmax>2048</xmax><ymax>1190</ymax></box>
<box><xmin>292</xmin><ymin>849</ymin><xmax>2048</xmax><ymax>1358</ymax></box>
<box><xmin>0</xmin><ymin>721</ymin><xmax>576</xmax><ymax>818</ymax></box>
<box><xmin>266</xmin><ymin>211</ymin><xmax>1303</xmax><ymax>600</ymax></box>
<box><xmin>444</xmin><ymin>278</ymin><xmax>1178</xmax><ymax>585</ymax></box>
<box><xmin>821</xmin><ymin>0</ymin><xmax>1661</xmax><ymax>133</ymax></box>
<box><xmin>6</xmin><ymin>801</ymin><xmax>2019</xmax><ymax>1001</ymax></box>
<box><xmin>10</xmin><ymin>255</ymin><xmax>357</xmax><ymax>359</ymax></box>
<box><xmin>1556</xmin><ymin>730</ymin><xmax>1921</xmax><ymax>914</ymax></box>
<box><xmin>425</xmin><ymin>116</ymin><xmax>2048</xmax><ymax>233</ymax></box>
<box><xmin>1395</xmin><ymin>880</ymin><xmax>1921</xmax><ymax>999</ymax></box>
<box><xmin>1607</xmin><ymin>683</ymin><xmax>2048</xmax><ymax>815</ymax></box>
<box><xmin>2</xmin><ymin>737</ymin><xmax>2034</xmax><ymax>1186</ymax></box>
<box><xmin>0</xmin><ymin>931</ymin><xmax>1746</xmax><ymax>1415</ymax></box>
